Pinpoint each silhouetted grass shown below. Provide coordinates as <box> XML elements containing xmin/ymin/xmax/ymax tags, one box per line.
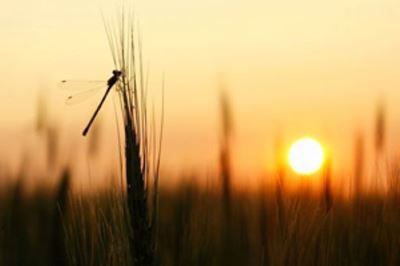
<box><xmin>1</xmin><ymin>176</ymin><xmax>400</xmax><ymax>266</ymax></box>
<box><xmin>102</xmin><ymin>9</ymin><xmax>163</xmax><ymax>265</ymax></box>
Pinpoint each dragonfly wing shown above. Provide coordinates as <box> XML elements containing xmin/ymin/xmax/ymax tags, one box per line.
<box><xmin>65</xmin><ymin>87</ymin><xmax>106</xmax><ymax>105</ymax></box>
<box><xmin>58</xmin><ymin>80</ymin><xmax>106</xmax><ymax>91</ymax></box>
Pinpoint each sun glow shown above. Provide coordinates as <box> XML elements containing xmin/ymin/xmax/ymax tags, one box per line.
<box><xmin>288</xmin><ymin>137</ymin><xmax>324</xmax><ymax>175</ymax></box>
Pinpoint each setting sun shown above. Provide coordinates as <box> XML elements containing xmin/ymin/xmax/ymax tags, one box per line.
<box><xmin>288</xmin><ymin>137</ymin><xmax>325</xmax><ymax>175</ymax></box>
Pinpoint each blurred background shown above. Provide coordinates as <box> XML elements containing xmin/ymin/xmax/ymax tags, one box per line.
<box><xmin>2</xmin><ymin>0</ymin><xmax>400</xmax><ymax>187</ymax></box>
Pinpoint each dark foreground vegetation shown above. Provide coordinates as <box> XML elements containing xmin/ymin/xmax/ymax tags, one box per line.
<box><xmin>1</xmin><ymin>175</ymin><xmax>400</xmax><ymax>266</ymax></box>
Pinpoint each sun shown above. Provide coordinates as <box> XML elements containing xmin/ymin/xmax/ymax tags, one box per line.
<box><xmin>288</xmin><ymin>137</ymin><xmax>325</xmax><ymax>175</ymax></box>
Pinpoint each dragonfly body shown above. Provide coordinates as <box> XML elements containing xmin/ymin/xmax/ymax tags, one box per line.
<box><xmin>81</xmin><ymin>70</ymin><xmax>122</xmax><ymax>136</ymax></box>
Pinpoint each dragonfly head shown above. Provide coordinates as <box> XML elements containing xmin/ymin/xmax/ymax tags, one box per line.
<box><xmin>112</xmin><ymin>70</ymin><xmax>123</xmax><ymax>78</ymax></box>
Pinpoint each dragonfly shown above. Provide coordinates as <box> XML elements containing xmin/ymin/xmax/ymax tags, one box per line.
<box><xmin>60</xmin><ymin>70</ymin><xmax>123</xmax><ymax>136</ymax></box>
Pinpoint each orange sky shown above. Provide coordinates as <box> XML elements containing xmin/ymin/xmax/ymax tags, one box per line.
<box><xmin>2</xmin><ymin>0</ymin><xmax>400</xmax><ymax>185</ymax></box>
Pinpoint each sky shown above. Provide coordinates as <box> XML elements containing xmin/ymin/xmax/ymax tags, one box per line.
<box><xmin>2</xmin><ymin>0</ymin><xmax>400</xmax><ymax>185</ymax></box>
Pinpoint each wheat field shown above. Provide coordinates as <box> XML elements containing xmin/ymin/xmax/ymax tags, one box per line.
<box><xmin>1</xmin><ymin>5</ymin><xmax>400</xmax><ymax>266</ymax></box>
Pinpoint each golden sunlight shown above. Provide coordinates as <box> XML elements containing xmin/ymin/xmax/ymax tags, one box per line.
<box><xmin>288</xmin><ymin>137</ymin><xmax>325</xmax><ymax>175</ymax></box>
